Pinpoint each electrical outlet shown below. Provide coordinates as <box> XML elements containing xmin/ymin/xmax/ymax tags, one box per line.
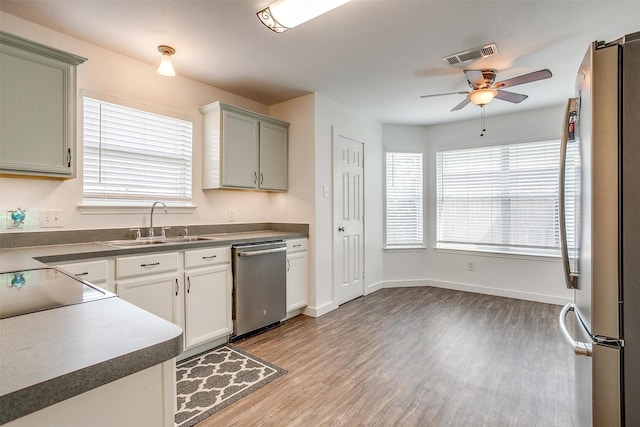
<box><xmin>228</xmin><ymin>209</ymin><xmax>236</xmax><ymax>222</ymax></box>
<box><xmin>40</xmin><ymin>209</ymin><xmax>64</xmax><ymax>228</ymax></box>
<box><xmin>467</xmin><ymin>262</ymin><xmax>475</xmax><ymax>271</ymax></box>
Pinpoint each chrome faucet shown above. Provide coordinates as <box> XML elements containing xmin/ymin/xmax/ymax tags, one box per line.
<box><xmin>149</xmin><ymin>201</ymin><xmax>167</xmax><ymax>239</ymax></box>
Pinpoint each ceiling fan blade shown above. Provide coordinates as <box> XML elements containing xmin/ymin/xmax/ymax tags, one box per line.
<box><xmin>494</xmin><ymin>69</ymin><xmax>552</xmax><ymax>89</ymax></box>
<box><xmin>495</xmin><ymin>90</ymin><xmax>528</xmax><ymax>103</ymax></box>
<box><xmin>420</xmin><ymin>91</ymin><xmax>468</xmax><ymax>99</ymax></box>
<box><xmin>451</xmin><ymin>97</ymin><xmax>471</xmax><ymax>111</ymax></box>
<box><xmin>464</xmin><ymin>70</ymin><xmax>485</xmax><ymax>87</ymax></box>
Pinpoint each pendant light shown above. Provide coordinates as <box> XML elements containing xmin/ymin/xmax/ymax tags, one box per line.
<box><xmin>157</xmin><ymin>45</ymin><xmax>176</xmax><ymax>77</ymax></box>
<box><xmin>257</xmin><ymin>0</ymin><xmax>351</xmax><ymax>33</ymax></box>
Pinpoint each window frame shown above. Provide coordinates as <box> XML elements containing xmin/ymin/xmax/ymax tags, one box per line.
<box><xmin>384</xmin><ymin>150</ymin><xmax>425</xmax><ymax>249</ymax></box>
<box><xmin>80</xmin><ymin>91</ymin><xmax>193</xmax><ymax>209</ymax></box>
<box><xmin>435</xmin><ymin>139</ymin><xmax>569</xmax><ymax>258</ymax></box>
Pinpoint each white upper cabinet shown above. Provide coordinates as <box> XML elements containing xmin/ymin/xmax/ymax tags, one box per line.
<box><xmin>0</xmin><ymin>31</ymin><xmax>86</xmax><ymax>178</ymax></box>
<box><xmin>200</xmin><ymin>101</ymin><xmax>289</xmax><ymax>191</ymax></box>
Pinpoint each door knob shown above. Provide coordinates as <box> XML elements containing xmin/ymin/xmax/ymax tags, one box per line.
<box><xmin>338</xmin><ymin>227</ymin><xmax>345</xmax><ymax>232</ymax></box>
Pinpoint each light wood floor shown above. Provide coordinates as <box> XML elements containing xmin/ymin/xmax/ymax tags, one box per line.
<box><xmin>197</xmin><ymin>287</ymin><xmax>575</xmax><ymax>426</ymax></box>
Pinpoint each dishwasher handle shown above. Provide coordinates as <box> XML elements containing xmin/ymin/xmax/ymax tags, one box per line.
<box><xmin>559</xmin><ymin>303</ymin><xmax>592</xmax><ymax>357</ymax></box>
<box><xmin>237</xmin><ymin>247</ymin><xmax>287</xmax><ymax>257</ymax></box>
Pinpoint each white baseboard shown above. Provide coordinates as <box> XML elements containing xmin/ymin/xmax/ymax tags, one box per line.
<box><xmin>303</xmin><ymin>301</ymin><xmax>339</xmax><ymax>318</ymax></box>
<box><xmin>365</xmin><ymin>280</ymin><xmax>384</xmax><ymax>295</ymax></box>
<box><xmin>383</xmin><ymin>279</ymin><xmax>572</xmax><ymax>306</ymax></box>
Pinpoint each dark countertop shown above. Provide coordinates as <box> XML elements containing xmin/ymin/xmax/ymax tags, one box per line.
<box><xmin>0</xmin><ymin>297</ymin><xmax>183</xmax><ymax>424</ymax></box>
<box><xmin>0</xmin><ymin>228</ymin><xmax>307</xmax><ymax>424</ymax></box>
<box><xmin>0</xmin><ymin>230</ymin><xmax>307</xmax><ymax>272</ymax></box>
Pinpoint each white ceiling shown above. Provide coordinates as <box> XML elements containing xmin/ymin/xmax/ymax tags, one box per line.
<box><xmin>1</xmin><ymin>0</ymin><xmax>639</xmax><ymax>125</ymax></box>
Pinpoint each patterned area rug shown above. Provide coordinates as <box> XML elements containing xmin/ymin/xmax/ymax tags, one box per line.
<box><xmin>175</xmin><ymin>344</ymin><xmax>287</xmax><ymax>427</ymax></box>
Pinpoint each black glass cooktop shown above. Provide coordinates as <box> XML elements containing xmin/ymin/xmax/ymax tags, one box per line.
<box><xmin>0</xmin><ymin>267</ymin><xmax>110</xmax><ymax>319</ymax></box>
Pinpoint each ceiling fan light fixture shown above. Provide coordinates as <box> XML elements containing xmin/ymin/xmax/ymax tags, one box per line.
<box><xmin>157</xmin><ymin>45</ymin><xmax>176</xmax><ymax>77</ymax></box>
<box><xmin>257</xmin><ymin>0</ymin><xmax>351</xmax><ymax>33</ymax></box>
<box><xmin>469</xmin><ymin>89</ymin><xmax>498</xmax><ymax>106</ymax></box>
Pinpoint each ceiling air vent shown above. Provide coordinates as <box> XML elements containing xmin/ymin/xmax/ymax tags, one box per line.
<box><xmin>442</xmin><ymin>43</ymin><xmax>499</xmax><ymax>65</ymax></box>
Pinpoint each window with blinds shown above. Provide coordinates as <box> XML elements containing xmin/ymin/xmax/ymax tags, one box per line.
<box><xmin>436</xmin><ymin>140</ymin><xmax>573</xmax><ymax>256</ymax></box>
<box><xmin>83</xmin><ymin>96</ymin><xmax>193</xmax><ymax>205</ymax></box>
<box><xmin>385</xmin><ymin>152</ymin><xmax>424</xmax><ymax>247</ymax></box>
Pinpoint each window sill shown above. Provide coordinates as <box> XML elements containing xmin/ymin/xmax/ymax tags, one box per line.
<box><xmin>78</xmin><ymin>205</ymin><xmax>197</xmax><ymax>215</ymax></box>
<box><xmin>434</xmin><ymin>246</ymin><xmax>561</xmax><ymax>262</ymax></box>
<box><xmin>384</xmin><ymin>245</ymin><xmax>426</xmax><ymax>251</ymax></box>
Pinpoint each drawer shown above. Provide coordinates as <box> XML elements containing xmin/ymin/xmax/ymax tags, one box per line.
<box><xmin>286</xmin><ymin>238</ymin><xmax>307</xmax><ymax>252</ymax></box>
<box><xmin>184</xmin><ymin>246</ymin><xmax>231</xmax><ymax>269</ymax></box>
<box><xmin>117</xmin><ymin>252</ymin><xmax>178</xmax><ymax>278</ymax></box>
<box><xmin>56</xmin><ymin>260</ymin><xmax>108</xmax><ymax>283</ymax></box>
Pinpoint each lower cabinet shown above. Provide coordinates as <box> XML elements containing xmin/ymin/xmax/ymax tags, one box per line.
<box><xmin>286</xmin><ymin>239</ymin><xmax>308</xmax><ymax>312</ymax></box>
<box><xmin>117</xmin><ymin>274</ymin><xmax>180</xmax><ymax>324</ymax></box>
<box><xmin>116</xmin><ymin>252</ymin><xmax>180</xmax><ymax>324</ymax></box>
<box><xmin>53</xmin><ymin>259</ymin><xmax>114</xmax><ymax>293</ymax></box>
<box><xmin>183</xmin><ymin>247</ymin><xmax>232</xmax><ymax>349</ymax></box>
<box><xmin>115</xmin><ymin>248</ymin><xmax>232</xmax><ymax>351</ymax></box>
<box><xmin>5</xmin><ymin>360</ymin><xmax>176</xmax><ymax>427</ymax></box>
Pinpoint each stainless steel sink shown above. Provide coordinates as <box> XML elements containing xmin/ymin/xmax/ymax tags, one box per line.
<box><xmin>99</xmin><ymin>235</ymin><xmax>220</xmax><ymax>248</ymax></box>
<box><xmin>99</xmin><ymin>239</ymin><xmax>169</xmax><ymax>248</ymax></box>
<box><xmin>163</xmin><ymin>236</ymin><xmax>220</xmax><ymax>242</ymax></box>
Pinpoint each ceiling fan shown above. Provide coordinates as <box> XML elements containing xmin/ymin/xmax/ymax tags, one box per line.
<box><xmin>421</xmin><ymin>68</ymin><xmax>552</xmax><ymax>111</ymax></box>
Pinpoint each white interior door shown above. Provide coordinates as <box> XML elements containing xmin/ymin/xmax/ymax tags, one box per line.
<box><xmin>333</xmin><ymin>128</ymin><xmax>364</xmax><ymax>305</ymax></box>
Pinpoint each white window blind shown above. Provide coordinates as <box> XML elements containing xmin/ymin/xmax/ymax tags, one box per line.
<box><xmin>83</xmin><ymin>96</ymin><xmax>192</xmax><ymax>205</ymax></box>
<box><xmin>436</xmin><ymin>140</ymin><xmax>571</xmax><ymax>256</ymax></box>
<box><xmin>385</xmin><ymin>152</ymin><xmax>423</xmax><ymax>247</ymax></box>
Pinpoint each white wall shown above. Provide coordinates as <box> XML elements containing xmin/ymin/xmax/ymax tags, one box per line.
<box><xmin>312</xmin><ymin>94</ymin><xmax>384</xmax><ymax>315</ymax></box>
<box><xmin>0</xmin><ymin>11</ymin><xmax>279</xmax><ymax>233</ymax></box>
<box><xmin>382</xmin><ymin>105</ymin><xmax>574</xmax><ymax>305</ymax></box>
<box><xmin>268</xmin><ymin>94</ymin><xmax>318</xmax><ymax>307</ymax></box>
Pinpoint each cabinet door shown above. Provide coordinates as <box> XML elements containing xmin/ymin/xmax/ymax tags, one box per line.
<box><xmin>0</xmin><ymin>32</ymin><xmax>84</xmax><ymax>178</ymax></box>
<box><xmin>184</xmin><ymin>265</ymin><xmax>232</xmax><ymax>348</ymax></box>
<box><xmin>221</xmin><ymin>109</ymin><xmax>259</xmax><ymax>188</ymax></box>
<box><xmin>286</xmin><ymin>251</ymin><xmax>308</xmax><ymax>312</ymax></box>
<box><xmin>259</xmin><ymin>120</ymin><xmax>288</xmax><ymax>191</ymax></box>
<box><xmin>117</xmin><ymin>274</ymin><xmax>179</xmax><ymax>324</ymax></box>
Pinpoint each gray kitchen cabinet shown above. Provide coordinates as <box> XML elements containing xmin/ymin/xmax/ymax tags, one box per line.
<box><xmin>0</xmin><ymin>31</ymin><xmax>86</xmax><ymax>178</ymax></box>
<box><xmin>286</xmin><ymin>238</ymin><xmax>308</xmax><ymax>312</ymax></box>
<box><xmin>200</xmin><ymin>101</ymin><xmax>289</xmax><ymax>191</ymax></box>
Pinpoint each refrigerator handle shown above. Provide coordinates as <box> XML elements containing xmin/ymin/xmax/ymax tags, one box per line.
<box><xmin>559</xmin><ymin>303</ymin><xmax>592</xmax><ymax>357</ymax></box>
<box><xmin>559</xmin><ymin>98</ymin><xmax>579</xmax><ymax>289</ymax></box>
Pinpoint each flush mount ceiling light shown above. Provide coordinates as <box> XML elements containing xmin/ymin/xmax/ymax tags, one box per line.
<box><xmin>468</xmin><ymin>88</ymin><xmax>498</xmax><ymax>106</ymax></box>
<box><xmin>157</xmin><ymin>45</ymin><xmax>176</xmax><ymax>76</ymax></box>
<box><xmin>257</xmin><ymin>0</ymin><xmax>352</xmax><ymax>33</ymax></box>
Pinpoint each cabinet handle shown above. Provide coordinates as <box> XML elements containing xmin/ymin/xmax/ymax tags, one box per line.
<box><xmin>140</xmin><ymin>262</ymin><xmax>160</xmax><ymax>267</ymax></box>
<box><xmin>287</xmin><ymin>259</ymin><xmax>290</xmax><ymax>272</ymax></box>
<box><xmin>202</xmin><ymin>255</ymin><xmax>217</xmax><ymax>260</ymax></box>
<box><xmin>67</xmin><ymin>148</ymin><xmax>72</xmax><ymax>167</ymax></box>
<box><xmin>187</xmin><ymin>276</ymin><xmax>191</xmax><ymax>294</ymax></box>
<box><xmin>293</xmin><ymin>244</ymin><xmax>302</xmax><ymax>248</ymax></box>
<box><xmin>260</xmin><ymin>173</ymin><xmax>264</xmax><ymax>185</ymax></box>
<box><xmin>175</xmin><ymin>278</ymin><xmax>179</xmax><ymax>296</ymax></box>
<box><xmin>253</xmin><ymin>171</ymin><xmax>257</xmax><ymax>184</ymax></box>
<box><xmin>75</xmin><ymin>272</ymin><xmax>89</xmax><ymax>277</ymax></box>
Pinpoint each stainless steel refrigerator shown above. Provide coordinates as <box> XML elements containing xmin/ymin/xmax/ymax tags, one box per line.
<box><xmin>558</xmin><ymin>32</ymin><xmax>640</xmax><ymax>426</ymax></box>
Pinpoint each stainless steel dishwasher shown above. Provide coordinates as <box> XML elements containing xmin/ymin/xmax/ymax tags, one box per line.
<box><xmin>232</xmin><ymin>240</ymin><xmax>287</xmax><ymax>338</ymax></box>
